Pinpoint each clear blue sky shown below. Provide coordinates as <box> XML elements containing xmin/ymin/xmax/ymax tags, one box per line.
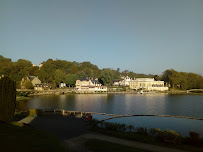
<box><xmin>0</xmin><ymin>0</ymin><xmax>203</xmax><ymax>75</ymax></box>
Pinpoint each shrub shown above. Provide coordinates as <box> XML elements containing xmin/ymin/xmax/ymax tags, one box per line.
<box><xmin>156</xmin><ymin>129</ymin><xmax>182</xmax><ymax>144</ymax></box>
<box><xmin>136</xmin><ymin>127</ymin><xmax>148</xmax><ymax>136</ymax></box>
<box><xmin>29</xmin><ymin>109</ymin><xmax>38</xmax><ymax>117</ymax></box>
<box><xmin>189</xmin><ymin>131</ymin><xmax>200</xmax><ymax>145</ymax></box>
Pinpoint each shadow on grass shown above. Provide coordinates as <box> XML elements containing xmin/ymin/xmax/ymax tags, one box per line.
<box><xmin>86</xmin><ymin>139</ymin><xmax>150</xmax><ymax>152</ymax></box>
<box><xmin>0</xmin><ymin>121</ymin><xmax>65</xmax><ymax>152</ymax></box>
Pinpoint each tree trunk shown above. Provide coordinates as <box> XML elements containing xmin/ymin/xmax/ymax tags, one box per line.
<box><xmin>0</xmin><ymin>76</ymin><xmax>16</xmax><ymax>122</ymax></box>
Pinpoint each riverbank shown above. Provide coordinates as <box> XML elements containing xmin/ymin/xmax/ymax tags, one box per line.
<box><xmin>88</xmin><ymin>122</ymin><xmax>203</xmax><ymax>152</ymax></box>
<box><xmin>16</xmin><ymin>88</ymin><xmax>203</xmax><ymax>96</ymax></box>
<box><xmin>16</xmin><ymin>96</ymin><xmax>31</xmax><ymax>101</ymax></box>
<box><xmin>9</xmin><ymin>112</ymin><xmax>203</xmax><ymax>152</ymax></box>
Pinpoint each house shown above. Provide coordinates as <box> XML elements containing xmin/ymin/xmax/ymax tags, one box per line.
<box><xmin>34</xmin><ymin>83</ymin><xmax>51</xmax><ymax>91</ymax></box>
<box><xmin>129</xmin><ymin>78</ymin><xmax>168</xmax><ymax>91</ymax></box>
<box><xmin>113</xmin><ymin>76</ymin><xmax>132</xmax><ymax>86</ymax></box>
<box><xmin>20</xmin><ymin>76</ymin><xmax>41</xmax><ymax>89</ymax></box>
<box><xmin>75</xmin><ymin>77</ymin><xmax>107</xmax><ymax>92</ymax></box>
<box><xmin>39</xmin><ymin>62</ymin><xmax>43</xmax><ymax>69</ymax></box>
<box><xmin>123</xmin><ymin>76</ymin><xmax>131</xmax><ymax>86</ymax></box>
<box><xmin>112</xmin><ymin>79</ymin><xmax>123</xmax><ymax>86</ymax></box>
<box><xmin>59</xmin><ymin>82</ymin><xmax>66</xmax><ymax>88</ymax></box>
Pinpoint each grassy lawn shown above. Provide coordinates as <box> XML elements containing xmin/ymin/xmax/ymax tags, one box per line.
<box><xmin>90</xmin><ymin>128</ymin><xmax>203</xmax><ymax>152</ymax></box>
<box><xmin>0</xmin><ymin>121</ymin><xmax>65</xmax><ymax>152</ymax></box>
<box><xmin>16</xmin><ymin>96</ymin><xmax>31</xmax><ymax>101</ymax></box>
<box><xmin>86</xmin><ymin>139</ymin><xmax>150</xmax><ymax>152</ymax></box>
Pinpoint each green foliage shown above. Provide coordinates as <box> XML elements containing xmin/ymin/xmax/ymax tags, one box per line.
<box><xmin>161</xmin><ymin>69</ymin><xmax>203</xmax><ymax>90</ymax></box>
<box><xmin>99</xmin><ymin>70</ymin><xmax>113</xmax><ymax>85</ymax></box>
<box><xmin>24</xmin><ymin>80</ymin><xmax>33</xmax><ymax>89</ymax></box>
<box><xmin>156</xmin><ymin>129</ymin><xmax>182</xmax><ymax>144</ymax></box>
<box><xmin>54</xmin><ymin>69</ymin><xmax>65</xmax><ymax>85</ymax></box>
<box><xmin>0</xmin><ymin>55</ymin><xmax>203</xmax><ymax>88</ymax></box>
<box><xmin>0</xmin><ymin>76</ymin><xmax>16</xmax><ymax>122</ymax></box>
<box><xmin>136</xmin><ymin>127</ymin><xmax>148</xmax><ymax>135</ymax></box>
<box><xmin>65</xmin><ymin>74</ymin><xmax>79</xmax><ymax>86</ymax></box>
<box><xmin>91</xmin><ymin>120</ymin><xmax>184</xmax><ymax>145</ymax></box>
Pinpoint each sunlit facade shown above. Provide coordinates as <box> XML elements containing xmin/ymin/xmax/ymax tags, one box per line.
<box><xmin>75</xmin><ymin>77</ymin><xmax>107</xmax><ymax>92</ymax></box>
<box><xmin>129</xmin><ymin>78</ymin><xmax>168</xmax><ymax>91</ymax></box>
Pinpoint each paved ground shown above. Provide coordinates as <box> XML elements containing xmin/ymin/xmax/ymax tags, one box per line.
<box><xmin>18</xmin><ymin>116</ymin><xmax>35</xmax><ymax>124</ymax></box>
<box><xmin>30</xmin><ymin>115</ymin><xmax>88</xmax><ymax>140</ymax></box>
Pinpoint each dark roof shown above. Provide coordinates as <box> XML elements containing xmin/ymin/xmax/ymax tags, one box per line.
<box><xmin>113</xmin><ymin>79</ymin><xmax>122</xmax><ymax>82</ymax></box>
<box><xmin>28</xmin><ymin>76</ymin><xmax>36</xmax><ymax>81</ymax></box>
<box><xmin>91</xmin><ymin>79</ymin><xmax>100</xmax><ymax>84</ymax></box>
<box><xmin>79</xmin><ymin>76</ymin><xmax>89</xmax><ymax>81</ymax></box>
<box><xmin>79</xmin><ymin>77</ymin><xmax>101</xmax><ymax>84</ymax></box>
<box><xmin>35</xmin><ymin>83</ymin><xmax>51</xmax><ymax>87</ymax></box>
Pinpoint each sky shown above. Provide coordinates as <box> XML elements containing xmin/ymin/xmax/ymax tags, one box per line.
<box><xmin>0</xmin><ymin>0</ymin><xmax>203</xmax><ymax>75</ymax></box>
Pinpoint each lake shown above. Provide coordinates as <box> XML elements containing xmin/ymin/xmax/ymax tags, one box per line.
<box><xmin>17</xmin><ymin>94</ymin><xmax>203</xmax><ymax>137</ymax></box>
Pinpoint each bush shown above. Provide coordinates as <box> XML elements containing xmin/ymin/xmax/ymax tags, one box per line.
<box><xmin>189</xmin><ymin>131</ymin><xmax>200</xmax><ymax>145</ymax></box>
<box><xmin>136</xmin><ymin>127</ymin><xmax>148</xmax><ymax>136</ymax></box>
<box><xmin>29</xmin><ymin>109</ymin><xmax>38</xmax><ymax>117</ymax></box>
<box><xmin>156</xmin><ymin>129</ymin><xmax>182</xmax><ymax>144</ymax></box>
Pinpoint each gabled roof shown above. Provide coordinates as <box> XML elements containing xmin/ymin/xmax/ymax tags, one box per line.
<box><xmin>79</xmin><ymin>76</ymin><xmax>89</xmax><ymax>81</ymax></box>
<box><xmin>79</xmin><ymin>77</ymin><xmax>101</xmax><ymax>84</ymax></box>
<box><xmin>28</xmin><ymin>76</ymin><xmax>36</xmax><ymax>81</ymax></box>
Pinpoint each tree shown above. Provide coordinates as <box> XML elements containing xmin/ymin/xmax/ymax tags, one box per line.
<box><xmin>99</xmin><ymin>70</ymin><xmax>113</xmax><ymax>85</ymax></box>
<box><xmin>70</xmin><ymin>65</ymin><xmax>78</xmax><ymax>74</ymax></box>
<box><xmin>54</xmin><ymin>69</ymin><xmax>65</xmax><ymax>86</ymax></box>
<box><xmin>0</xmin><ymin>76</ymin><xmax>16</xmax><ymax>122</ymax></box>
<box><xmin>65</xmin><ymin>74</ymin><xmax>79</xmax><ymax>86</ymax></box>
<box><xmin>169</xmin><ymin>70</ymin><xmax>181</xmax><ymax>88</ymax></box>
<box><xmin>154</xmin><ymin>75</ymin><xmax>160</xmax><ymax>81</ymax></box>
<box><xmin>24</xmin><ymin>80</ymin><xmax>33</xmax><ymax>89</ymax></box>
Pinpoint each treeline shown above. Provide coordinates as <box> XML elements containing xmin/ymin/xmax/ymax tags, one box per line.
<box><xmin>161</xmin><ymin>69</ymin><xmax>203</xmax><ymax>90</ymax></box>
<box><xmin>0</xmin><ymin>55</ymin><xmax>203</xmax><ymax>89</ymax></box>
<box><xmin>0</xmin><ymin>55</ymin><xmax>153</xmax><ymax>88</ymax></box>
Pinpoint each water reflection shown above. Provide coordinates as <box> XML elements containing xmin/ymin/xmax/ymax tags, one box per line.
<box><xmin>17</xmin><ymin>94</ymin><xmax>203</xmax><ymax>137</ymax></box>
<box><xmin>18</xmin><ymin>94</ymin><xmax>203</xmax><ymax>118</ymax></box>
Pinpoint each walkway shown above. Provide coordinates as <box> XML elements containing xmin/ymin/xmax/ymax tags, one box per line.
<box><xmin>18</xmin><ymin>116</ymin><xmax>35</xmax><ymax>124</ymax></box>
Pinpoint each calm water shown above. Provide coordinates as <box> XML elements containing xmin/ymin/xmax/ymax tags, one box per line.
<box><xmin>17</xmin><ymin>94</ymin><xmax>203</xmax><ymax>137</ymax></box>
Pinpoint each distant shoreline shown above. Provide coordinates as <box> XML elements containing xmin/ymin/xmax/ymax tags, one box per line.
<box><xmin>16</xmin><ymin>89</ymin><xmax>203</xmax><ymax>98</ymax></box>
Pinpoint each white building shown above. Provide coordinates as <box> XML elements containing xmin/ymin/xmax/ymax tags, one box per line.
<box><xmin>75</xmin><ymin>77</ymin><xmax>107</xmax><ymax>92</ymax></box>
<box><xmin>123</xmin><ymin>76</ymin><xmax>131</xmax><ymax>86</ymax></box>
<box><xmin>129</xmin><ymin>78</ymin><xmax>168</xmax><ymax>91</ymax></box>
<box><xmin>59</xmin><ymin>82</ymin><xmax>66</xmax><ymax>88</ymax></box>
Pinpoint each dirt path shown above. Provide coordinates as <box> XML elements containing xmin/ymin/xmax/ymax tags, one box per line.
<box><xmin>65</xmin><ymin>133</ymin><xmax>189</xmax><ymax>152</ymax></box>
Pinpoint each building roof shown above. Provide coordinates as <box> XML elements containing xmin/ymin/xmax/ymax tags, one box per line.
<box><xmin>113</xmin><ymin>79</ymin><xmax>122</xmax><ymax>82</ymax></box>
<box><xmin>79</xmin><ymin>76</ymin><xmax>89</xmax><ymax>81</ymax></box>
<box><xmin>28</xmin><ymin>76</ymin><xmax>36</xmax><ymax>81</ymax></box>
<box><xmin>78</xmin><ymin>77</ymin><xmax>101</xmax><ymax>84</ymax></box>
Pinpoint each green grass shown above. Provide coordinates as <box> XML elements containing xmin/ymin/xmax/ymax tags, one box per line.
<box><xmin>90</xmin><ymin>127</ymin><xmax>203</xmax><ymax>152</ymax></box>
<box><xmin>86</xmin><ymin>139</ymin><xmax>150</xmax><ymax>152</ymax></box>
<box><xmin>0</xmin><ymin>121</ymin><xmax>65</xmax><ymax>152</ymax></box>
<box><xmin>16</xmin><ymin>96</ymin><xmax>31</xmax><ymax>101</ymax></box>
